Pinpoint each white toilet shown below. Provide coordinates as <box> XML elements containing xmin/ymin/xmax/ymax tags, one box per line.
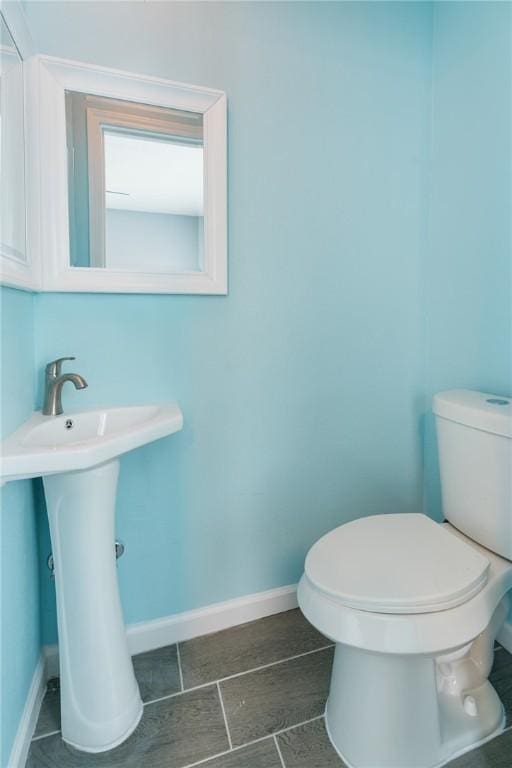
<box><xmin>298</xmin><ymin>389</ymin><xmax>512</xmax><ymax>768</ymax></box>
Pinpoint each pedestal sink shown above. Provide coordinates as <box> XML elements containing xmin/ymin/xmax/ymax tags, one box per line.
<box><xmin>0</xmin><ymin>403</ymin><xmax>183</xmax><ymax>752</ymax></box>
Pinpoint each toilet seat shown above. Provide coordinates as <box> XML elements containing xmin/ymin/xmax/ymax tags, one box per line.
<box><xmin>305</xmin><ymin>513</ymin><xmax>490</xmax><ymax>614</ymax></box>
<box><xmin>299</xmin><ymin>522</ymin><xmax>512</xmax><ymax>656</ymax></box>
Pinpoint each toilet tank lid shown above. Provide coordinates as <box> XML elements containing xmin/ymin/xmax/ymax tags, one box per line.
<box><xmin>433</xmin><ymin>389</ymin><xmax>512</xmax><ymax>438</ymax></box>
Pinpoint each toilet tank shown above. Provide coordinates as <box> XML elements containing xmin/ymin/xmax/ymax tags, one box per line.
<box><xmin>433</xmin><ymin>390</ymin><xmax>512</xmax><ymax>560</ymax></box>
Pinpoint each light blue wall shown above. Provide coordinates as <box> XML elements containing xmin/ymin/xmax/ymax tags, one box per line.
<box><xmin>27</xmin><ymin>1</ymin><xmax>433</xmax><ymax>642</ymax></box>
<box><xmin>0</xmin><ymin>287</ymin><xmax>40</xmax><ymax>767</ymax></box>
<box><xmin>423</xmin><ymin>1</ymin><xmax>512</xmax><ymax>519</ymax></box>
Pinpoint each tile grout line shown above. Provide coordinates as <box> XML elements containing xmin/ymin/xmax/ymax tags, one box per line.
<box><xmin>196</xmin><ymin>642</ymin><xmax>335</xmax><ymax>688</ymax></box>
<box><xmin>180</xmin><ymin>713</ymin><xmax>512</xmax><ymax>768</ymax></box>
<box><xmin>30</xmin><ymin>643</ymin><xmax>334</xmax><ymax>743</ymax></box>
<box><xmin>31</xmin><ymin>729</ymin><xmax>61</xmax><ymax>742</ymax></box>
<box><xmin>273</xmin><ymin>734</ymin><xmax>287</xmax><ymax>768</ymax></box>
<box><xmin>28</xmin><ymin>629</ymin><xmax>511</xmax><ymax>752</ymax></box>
<box><xmin>178</xmin><ymin>715</ymin><xmax>325</xmax><ymax>768</ymax></box>
<box><xmin>29</xmin><ymin>715</ymin><xmax>512</xmax><ymax>759</ymax></box>
<box><xmin>176</xmin><ymin>641</ymin><xmax>185</xmax><ymax>691</ymax></box>
<box><xmin>216</xmin><ymin>681</ymin><xmax>233</xmax><ymax>750</ymax></box>
<box><xmin>143</xmin><ymin>643</ymin><xmax>335</xmax><ymax>707</ymax></box>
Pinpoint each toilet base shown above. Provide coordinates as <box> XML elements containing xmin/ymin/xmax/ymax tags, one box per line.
<box><xmin>325</xmin><ymin>707</ymin><xmax>505</xmax><ymax>768</ymax></box>
<box><xmin>325</xmin><ymin>641</ymin><xmax>505</xmax><ymax>768</ymax></box>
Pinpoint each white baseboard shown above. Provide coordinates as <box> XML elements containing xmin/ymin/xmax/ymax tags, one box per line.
<box><xmin>7</xmin><ymin>654</ymin><xmax>47</xmax><ymax>768</ymax></box>
<box><xmin>497</xmin><ymin>618</ymin><xmax>512</xmax><ymax>654</ymax></box>
<box><xmin>44</xmin><ymin>583</ymin><xmax>298</xmax><ymax>679</ymax></box>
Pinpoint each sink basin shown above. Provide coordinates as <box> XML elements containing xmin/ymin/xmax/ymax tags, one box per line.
<box><xmin>1</xmin><ymin>403</ymin><xmax>183</xmax><ymax>482</ymax></box>
<box><xmin>0</xmin><ymin>402</ymin><xmax>183</xmax><ymax>753</ymax></box>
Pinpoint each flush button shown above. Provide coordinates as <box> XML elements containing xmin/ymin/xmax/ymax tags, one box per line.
<box><xmin>486</xmin><ymin>398</ymin><xmax>510</xmax><ymax>406</ymax></box>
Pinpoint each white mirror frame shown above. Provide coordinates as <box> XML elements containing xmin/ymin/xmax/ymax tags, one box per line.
<box><xmin>35</xmin><ymin>56</ymin><xmax>227</xmax><ymax>294</ymax></box>
<box><xmin>0</xmin><ymin>5</ymin><xmax>40</xmax><ymax>292</ymax></box>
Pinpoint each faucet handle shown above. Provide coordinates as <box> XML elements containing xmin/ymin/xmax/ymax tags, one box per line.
<box><xmin>46</xmin><ymin>357</ymin><xmax>76</xmax><ymax>378</ymax></box>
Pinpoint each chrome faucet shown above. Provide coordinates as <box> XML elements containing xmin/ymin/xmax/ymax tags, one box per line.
<box><xmin>43</xmin><ymin>357</ymin><xmax>88</xmax><ymax>416</ymax></box>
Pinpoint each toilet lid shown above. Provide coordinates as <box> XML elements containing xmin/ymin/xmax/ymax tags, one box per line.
<box><xmin>305</xmin><ymin>514</ymin><xmax>490</xmax><ymax>614</ymax></box>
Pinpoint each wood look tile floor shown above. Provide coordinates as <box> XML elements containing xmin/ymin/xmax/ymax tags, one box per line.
<box><xmin>28</xmin><ymin>611</ymin><xmax>512</xmax><ymax>768</ymax></box>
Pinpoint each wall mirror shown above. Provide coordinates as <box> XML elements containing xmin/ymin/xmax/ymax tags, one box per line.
<box><xmin>36</xmin><ymin>57</ymin><xmax>227</xmax><ymax>294</ymax></box>
<box><xmin>0</xmin><ymin>16</ymin><xmax>26</xmax><ymax>263</ymax></box>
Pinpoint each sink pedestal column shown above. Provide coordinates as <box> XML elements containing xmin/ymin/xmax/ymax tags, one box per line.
<box><xmin>43</xmin><ymin>459</ymin><xmax>143</xmax><ymax>752</ymax></box>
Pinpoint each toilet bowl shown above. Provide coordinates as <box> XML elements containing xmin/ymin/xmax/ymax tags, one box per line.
<box><xmin>299</xmin><ymin>390</ymin><xmax>512</xmax><ymax>768</ymax></box>
<box><xmin>299</xmin><ymin>516</ymin><xmax>512</xmax><ymax>768</ymax></box>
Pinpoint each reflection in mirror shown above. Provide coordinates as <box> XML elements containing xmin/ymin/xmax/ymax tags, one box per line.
<box><xmin>104</xmin><ymin>129</ymin><xmax>203</xmax><ymax>272</ymax></box>
<box><xmin>66</xmin><ymin>92</ymin><xmax>204</xmax><ymax>273</ymax></box>
<box><xmin>0</xmin><ymin>16</ymin><xmax>26</xmax><ymax>262</ymax></box>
